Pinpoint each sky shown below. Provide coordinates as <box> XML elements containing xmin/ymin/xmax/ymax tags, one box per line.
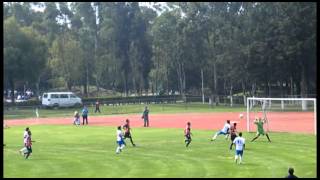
<box><xmin>30</xmin><ymin>2</ymin><xmax>169</xmax><ymax>15</ymax></box>
<box><xmin>27</xmin><ymin>2</ymin><xmax>170</xmax><ymax>26</ymax></box>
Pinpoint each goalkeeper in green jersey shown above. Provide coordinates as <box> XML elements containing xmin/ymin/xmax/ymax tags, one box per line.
<box><xmin>251</xmin><ymin>117</ymin><xmax>271</xmax><ymax>142</ymax></box>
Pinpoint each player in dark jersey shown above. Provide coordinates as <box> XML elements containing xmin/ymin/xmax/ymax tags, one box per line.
<box><xmin>184</xmin><ymin>122</ymin><xmax>192</xmax><ymax>147</ymax></box>
<box><xmin>229</xmin><ymin>122</ymin><xmax>238</xmax><ymax>150</ymax></box>
<box><xmin>123</xmin><ymin>119</ymin><xmax>136</xmax><ymax>147</ymax></box>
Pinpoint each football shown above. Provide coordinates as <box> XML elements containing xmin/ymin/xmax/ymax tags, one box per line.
<box><xmin>239</xmin><ymin>114</ymin><xmax>244</xmax><ymax>119</ymax></box>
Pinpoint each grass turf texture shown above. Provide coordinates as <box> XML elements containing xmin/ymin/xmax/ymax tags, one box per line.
<box><xmin>4</xmin><ymin>103</ymin><xmax>245</xmax><ymax>119</ymax></box>
<box><xmin>3</xmin><ymin>125</ymin><xmax>316</xmax><ymax>178</ymax></box>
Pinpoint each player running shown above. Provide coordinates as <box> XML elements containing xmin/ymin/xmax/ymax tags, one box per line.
<box><xmin>24</xmin><ymin>130</ymin><xmax>33</xmax><ymax>159</ymax></box>
<box><xmin>123</xmin><ymin>119</ymin><xmax>136</xmax><ymax>147</ymax></box>
<box><xmin>233</xmin><ymin>132</ymin><xmax>245</xmax><ymax>164</ymax></box>
<box><xmin>184</xmin><ymin>122</ymin><xmax>192</xmax><ymax>147</ymax></box>
<box><xmin>73</xmin><ymin>111</ymin><xmax>80</xmax><ymax>125</ymax></box>
<box><xmin>229</xmin><ymin>122</ymin><xmax>238</xmax><ymax>150</ymax></box>
<box><xmin>211</xmin><ymin>120</ymin><xmax>231</xmax><ymax>141</ymax></box>
<box><xmin>116</xmin><ymin>126</ymin><xmax>125</xmax><ymax>154</ymax></box>
<box><xmin>251</xmin><ymin>117</ymin><xmax>271</xmax><ymax>142</ymax></box>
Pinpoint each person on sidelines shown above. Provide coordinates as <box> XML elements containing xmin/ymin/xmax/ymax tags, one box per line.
<box><xmin>73</xmin><ymin>111</ymin><xmax>80</xmax><ymax>125</ymax></box>
<box><xmin>82</xmin><ymin>105</ymin><xmax>89</xmax><ymax>125</ymax></box>
<box><xmin>123</xmin><ymin>119</ymin><xmax>136</xmax><ymax>147</ymax></box>
<box><xmin>229</xmin><ymin>122</ymin><xmax>238</xmax><ymax>150</ymax></box>
<box><xmin>116</xmin><ymin>126</ymin><xmax>125</xmax><ymax>154</ymax></box>
<box><xmin>184</xmin><ymin>122</ymin><xmax>192</xmax><ymax>147</ymax></box>
<box><xmin>211</xmin><ymin>120</ymin><xmax>231</xmax><ymax>141</ymax></box>
<box><xmin>285</xmin><ymin>167</ymin><xmax>298</xmax><ymax>178</ymax></box>
<box><xmin>95</xmin><ymin>100</ymin><xmax>101</xmax><ymax>113</ymax></box>
<box><xmin>251</xmin><ymin>117</ymin><xmax>271</xmax><ymax>142</ymax></box>
<box><xmin>233</xmin><ymin>132</ymin><xmax>245</xmax><ymax>164</ymax></box>
<box><xmin>141</xmin><ymin>106</ymin><xmax>149</xmax><ymax>127</ymax></box>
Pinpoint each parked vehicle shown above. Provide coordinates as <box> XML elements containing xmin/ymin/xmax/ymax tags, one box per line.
<box><xmin>42</xmin><ymin>92</ymin><xmax>82</xmax><ymax>108</ymax></box>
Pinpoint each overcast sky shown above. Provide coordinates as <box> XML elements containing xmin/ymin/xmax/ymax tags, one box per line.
<box><xmin>30</xmin><ymin>2</ymin><xmax>169</xmax><ymax>14</ymax></box>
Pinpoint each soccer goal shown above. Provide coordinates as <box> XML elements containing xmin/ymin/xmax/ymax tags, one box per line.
<box><xmin>246</xmin><ymin>97</ymin><xmax>317</xmax><ymax>135</ymax></box>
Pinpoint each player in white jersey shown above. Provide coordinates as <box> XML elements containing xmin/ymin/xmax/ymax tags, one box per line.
<box><xmin>116</xmin><ymin>126</ymin><xmax>125</xmax><ymax>154</ymax></box>
<box><xmin>233</xmin><ymin>132</ymin><xmax>245</xmax><ymax>164</ymax></box>
<box><xmin>19</xmin><ymin>127</ymin><xmax>30</xmax><ymax>155</ymax></box>
<box><xmin>211</xmin><ymin>120</ymin><xmax>231</xmax><ymax>141</ymax></box>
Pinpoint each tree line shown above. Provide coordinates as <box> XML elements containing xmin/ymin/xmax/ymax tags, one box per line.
<box><xmin>4</xmin><ymin>2</ymin><xmax>316</xmax><ymax>104</ymax></box>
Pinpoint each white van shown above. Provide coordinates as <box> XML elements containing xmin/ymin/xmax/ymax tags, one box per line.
<box><xmin>42</xmin><ymin>92</ymin><xmax>82</xmax><ymax>108</ymax></box>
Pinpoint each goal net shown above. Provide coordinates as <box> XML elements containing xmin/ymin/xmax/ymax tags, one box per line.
<box><xmin>246</xmin><ymin>97</ymin><xmax>316</xmax><ymax>135</ymax></box>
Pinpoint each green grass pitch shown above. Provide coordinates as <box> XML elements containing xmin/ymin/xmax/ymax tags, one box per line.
<box><xmin>3</xmin><ymin>125</ymin><xmax>316</xmax><ymax>178</ymax></box>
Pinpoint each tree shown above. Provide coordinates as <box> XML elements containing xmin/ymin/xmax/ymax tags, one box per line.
<box><xmin>4</xmin><ymin>17</ymin><xmax>47</xmax><ymax>103</ymax></box>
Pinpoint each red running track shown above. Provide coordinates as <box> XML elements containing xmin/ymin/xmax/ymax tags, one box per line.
<box><xmin>4</xmin><ymin>112</ymin><xmax>315</xmax><ymax>134</ymax></box>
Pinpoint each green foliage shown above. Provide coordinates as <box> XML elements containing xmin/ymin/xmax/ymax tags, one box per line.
<box><xmin>3</xmin><ymin>2</ymin><xmax>317</xmax><ymax>100</ymax></box>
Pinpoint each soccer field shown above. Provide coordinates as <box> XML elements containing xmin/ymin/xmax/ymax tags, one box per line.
<box><xmin>3</xmin><ymin>125</ymin><xmax>316</xmax><ymax>178</ymax></box>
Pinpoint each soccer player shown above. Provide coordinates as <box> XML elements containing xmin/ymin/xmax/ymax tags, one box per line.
<box><xmin>23</xmin><ymin>127</ymin><xmax>29</xmax><ymax>146</ymax></box>
<box><xmin>233</xmin><ymin>132</ymin><xmax>245</xmax><ymax>164</ymax></box>
<box><xmin>184</xmin><ymin>122</ymin><xmax>192</xmax><ymax>147</ymax></box>
<box><xmin>229</xmin><ymin>122</ymin><xmax>238</xmax><ymax>150</ymax></box>
<box><xmin>24</xmin><ymin>130</ymin><xmax>33</xmax><ymax>159</ymax></box>
<box><xmin>141</xmin><ymin>106</ymin><xmax>149</xmax><ymax>127</ymax></box>
<box><xmin>19</xmin><ymin>127</ymin><xmax>30</xmax><ymax>155</ymax></box>
<box><xmin>123</xmin><ymin>119</ymin><xmax>136</xmax><ymax>147</ymax></box>
<box><xmin>211</xmin><ymin>120</ymin><xmax>231</xmax><ymax>141</ymax></box>
<box><xmin>116</xmin><ymin>126</ymin><xmax>125</xmax><ymax>154</ymax></box>
<box><xmin>251</xmin><ymin>117</ymin><xmax>271</xmax><ymax>142</ymax></box>
<box><xmin>73</xmin><ymin>111</ymin><xmax>80</xmax><ymax>125</ymax></box>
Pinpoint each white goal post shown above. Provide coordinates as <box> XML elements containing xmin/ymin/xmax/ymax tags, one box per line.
<box><xmin>246</xmin><ymin>97</ymin><xmax>317</xmax><ymax>135</ymax></box>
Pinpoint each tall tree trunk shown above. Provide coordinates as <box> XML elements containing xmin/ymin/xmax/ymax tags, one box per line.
<box><xmin>251</xmin><ymin>82</ymin><xmax>256</xmax><ymax>97</ymax></box>
<box><xmin>96</xmin><ymin>78</ymin><xmax>100</xmax><ymax>92</ymax></box>
<box><xmin>132</xmin><ymin>76</ymin><xmax>136</xmax><ymax>96</ymax></box>
<box><xmin>300</xmin><ymin>65</ymin><xmax>308</xmax><ymax>110</ymax></box>
<box><xmin>166</xmin><ymin>66</ymin><xmax>169</xmax><ymax>95</ymax></box>
<box><xmin>230</xmin><ymin>83</ymin><xmax>233</xmax><ymax>107</ymax></box>
<box><xmin>67</xmin><ymin>81</ymin><xmax>72</xmax><ymax>91</ymax></box>
<box><xmin>201</xmin><ymin>69</ymin><xmax>204</xmax><ymax>104</ymax></box>
<box><xmin>280</xmin><ymin>81</ymin><xmax>284</xmax><ymax>98</ymax></box>
<box><xmin>36</xmin><ymin>77</ymin><xmax>40</xmax><ymax>100</ymax></box>
<box><xmin>10</xmin><ymin>79</ymin><xmax>15</xmax><ymax>104</ymax></box>
<box><xmin>268</xmin><ymin>81</ymin><xmax>272</xmax><ymax>97</ymax></box>
<box><xmin>182</xmin><ymin>64</ymin><xmax>186</xmax><ymax>101</ymax></box>
<box><xmin>124</xmin><ymin>74</ymin><xmax>128</xmax><ymax>97</ymax></box>
<box><xmin>300</xmin><ymin>66</ymin><xmax>308</xmax><ymax>98</ymax></box>
<box><xmin>290</xmin><ymin>76</ymin><xmax>294</xmax><ymax>96</ymax></box>
<box><xmin>213</xmin><ymin>62</ymin><xmax>218</xmax><ymax>104</ymax></box>
<box><xmin>242</xmin><ymin>81</ymin><xmax>246</xmax><ymax>106</ymax></box>
<box><xmin>86</xmin><ymin>63</ymin><xmax>89</xmax><ymax>97</ymax></box>
<box><xmin>177</xmin><ymin>62</ymin><xmax>186</xmax><ymax>101</ymax></box>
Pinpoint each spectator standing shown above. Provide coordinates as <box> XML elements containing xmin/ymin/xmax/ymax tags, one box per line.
<box><xmin>95</xmin><ymin>100</ymin><xmax>101</xmax><ymax>113</ymax></box>
<box><xmin>82</xmin><ymin>106</ymin><xmax>89</xmax><ymax>125</ymax></box>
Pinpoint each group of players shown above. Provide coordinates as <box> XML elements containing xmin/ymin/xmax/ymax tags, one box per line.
<box><xmin>115</xmin><ymin>115</ymin><xmax>271</xmax><ymax>165</ymax></box>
